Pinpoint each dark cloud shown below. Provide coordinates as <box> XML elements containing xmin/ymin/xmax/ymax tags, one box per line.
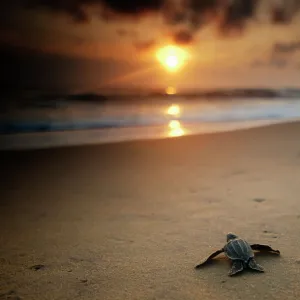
<box><xmin>3</xmin><ymin>0</ymin><xmax>300</xmax><ymax>52</ymax></box>
<box><xmin>184</xmin><ymin>0</ymin><xmax>300</xmax><ymax>33</ymax></box>
<box><xmin>270</xmin><ymin>57</ymin><xmax>288</xmax><ymax>68</ymax></box>
<box><xmin>273</xmin><ymin>40</ymin><xmax>300</xmax><ymax>54</ymax></box>
<box><xmin>22</xmin><ymin>0</ymin><xmax>165</xmax><ymax>22</ymax></box>
<box><xmin>268</xmin><ymin>40</ymin><xmax>300</xmax><ymax>67</ymax></box>
<box><xmin>116</xmin><ymin>29</ymin><xmax>127</xmax><ymax>36</ymax></box>
<box><xmin>134</xmin><ymin>40</ymin><xmax>156</xmax><ymax>51</ymax></box>
<box><xmin>251</xmin><ymin>57</ymin><xmax>288</xmax><ymax>69</ymax></box>
<box><xmin>23</xmin><ymin>0</ymin><xmax>91</xmax><ymax>22</ymax></box>
<box><xmin>172</xmin><ymin>29</ymin><xmax>193</xmax><ymax>45</ymax></box>
<box><xmin>270</xmin><ymin>6</ymin><xmax>288</xmax><ymax>24</ymax></box>
<box><xmin>181</xmin><ymin>0</ymin><xmax>218</xmax><ymax>30</ymax></box>
<box><xmin>7</xmin><ymin>0</ymin><xmax>300</xmax><ymax>28</ymax></box>
<box><xmin>252</xmin><ymin>39</ymin><xmax>300</xmax><ymax>69</ymax></box>
<box><xmin>116</xmin><ymin>29</ymin><xmax>137</xmax><ymax>37</ymax></box>
<box><xmin>100</xmin><ymin>0</ymin><xmax>164</xmax><ymax>15</ymax></box>
<box><xmin>218</xmin><ymin>0</ymin><xmax>258</xmax><ymax>35</ymax></box>
<box><xmin>164</xmin><ymin>10</ymin><xmax>186</xmax><ymax>26</ymax></box>
<box><xmin>166</xmin><ymin>0</ymin><xmax>259</xmax><ymax>35</ymax></box>
<box><xmin>270</xmin><ymin>0</ymin><xmax>300</xmax><ymax>24</ymax></box>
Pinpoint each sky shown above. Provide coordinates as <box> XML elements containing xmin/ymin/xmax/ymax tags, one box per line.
<box><xmin>1</xmin><ymin>0</ymin><xmax>300</xmax><ymax>91</ymax></box>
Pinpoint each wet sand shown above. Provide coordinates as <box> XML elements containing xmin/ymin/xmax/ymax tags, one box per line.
<box><xmin>1</xmin><ymin>122</ymin><xmax>300</xmax><ymax>300</ymax></box>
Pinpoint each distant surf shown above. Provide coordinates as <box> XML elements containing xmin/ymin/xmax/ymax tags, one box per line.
<box><xmin>1</xmin><ymin>95</ymin><xmax>300</xmax><ymax>150</ymax></box>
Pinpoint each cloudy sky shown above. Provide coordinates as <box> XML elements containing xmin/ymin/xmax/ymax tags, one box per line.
<box><xmin>1</xmin><ymin>0</ymin><xmax>300</xmax><ymax>91</ymax></box>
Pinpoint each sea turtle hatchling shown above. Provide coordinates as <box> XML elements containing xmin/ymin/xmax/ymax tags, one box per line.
<box><xmin>195</xmin><ymin>233</ymin><xmax>280</xmax><ymax>276</ymax></box>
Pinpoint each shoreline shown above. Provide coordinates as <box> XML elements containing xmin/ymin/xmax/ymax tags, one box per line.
<box><xmin>1</xmin><ymin>118</ymin><xmax>300</xmax><ymax>151</ymax></box>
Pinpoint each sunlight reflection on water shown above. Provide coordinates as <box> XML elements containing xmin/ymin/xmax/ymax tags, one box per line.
<box><xmin>168</xmin><ymin>120</ymin><xmax>185</xmax><ymax>137</ymax></box>
<box><xmin>166</xmin><ymin>104</ymin><xmax>180</xmax><ymax>117</ymax></box>
<box><xmin>166</xmin><ymin>104</ymin><xmax>186</xmax><ymax>137</ymax></box>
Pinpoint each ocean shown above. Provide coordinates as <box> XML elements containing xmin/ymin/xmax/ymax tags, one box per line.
<box><xmin>1</xmin><ymin>92</ymin><xmax>300</xmax><ymax>150</ymax></box>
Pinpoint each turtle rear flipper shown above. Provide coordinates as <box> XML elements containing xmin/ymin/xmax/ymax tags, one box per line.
<box><xmin>250</xmin><ymin>244</ymin><xmax>280</xmax><ymax>254</ymax></box>
<box><xmin>228</xmin><ymin>260</ymin><xmax>244</xmax><ymax>276</ymax></box>
<box><xmin>195</xmin><ymin>249</ymin><xmax>224</xmax><ymax>269</ymax></box>
<box><xmin>248</xmin><ymin>258</ymin><xmax>264</xmax><ymax>272</ymax></box>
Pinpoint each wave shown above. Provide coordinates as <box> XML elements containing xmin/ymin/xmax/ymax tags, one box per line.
<box><xmin>1</xmin><ymin>97</ymin><xmax>300</xmax><ymax>134</ymax></box>
<box><xmin>1</xmin><ymin>118</ymin><xmax>300</xmax><ymax>151</ymax></box>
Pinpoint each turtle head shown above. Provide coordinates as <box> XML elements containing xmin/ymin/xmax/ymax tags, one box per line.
<box><xmin>226</xmin><ymin>233</ymin><xmax>238</xmax><ymax>242</ymax></box>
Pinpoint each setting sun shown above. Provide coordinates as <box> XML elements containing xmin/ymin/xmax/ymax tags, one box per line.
<box><xmin>166</xmin><ymin>55</ymin><xmax>178</xmax><ymax>68</ymax></box>
<box><xmin>156</xmin><ymin>45</ymin><xmax>188</xmax><ymax>72</ymax></box>
<box><xmin>165</xmin><ymin>86</ymin><xmax>177</xmax><ymax>95</ymax></box>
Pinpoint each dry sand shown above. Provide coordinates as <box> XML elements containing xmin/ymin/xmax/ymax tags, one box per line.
<box><xmin>1</xmin><ymin>122</ymin><xmax>300</xmax><ymax>300</ymax></box>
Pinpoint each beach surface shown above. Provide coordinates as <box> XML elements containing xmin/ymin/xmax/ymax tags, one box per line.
<box><xmin>1</xmin><ymin>122</ymin><xmax>300</xmax><ymax>300</ymax></box>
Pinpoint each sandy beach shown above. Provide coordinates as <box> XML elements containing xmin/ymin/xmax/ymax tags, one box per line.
<box><xmin>1</xmin><ymin>121</ymin><xmax>300</xmax><ymax>300</ymax></box>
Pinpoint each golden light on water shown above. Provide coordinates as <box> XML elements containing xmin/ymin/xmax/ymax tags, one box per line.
<box><xmin>167</xmin><ymin>104</ymin><xmax>180</xmax><ymax>116</ymax></box>
<box><xmin>156</xmin><ymin>45</ymin><xmax>188</xmax><ymax>72</ymax></box>
<box><xmin>169</xmin><ymin>120</ymin><xmax>180</xmax><ymax>129</ymax></box>
<box><xmin>165</xmin><ymin>104</ymin><xmax>185</xmax><ymax>137</ymax></box>
<box><xmin>165</xmin><ymin>86</ymin><xmax>177</xmax><ymax>95</ymax></box>
<box><xmin>168</xmin><ymin>120</ymin><xmax>184</xmax><ymax>137</ymax></box>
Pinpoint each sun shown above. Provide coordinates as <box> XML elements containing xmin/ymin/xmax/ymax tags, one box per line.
<box><xmin>156</xmin><ymin>45</ymin><xmax>188</xmax><ymax>72</ymax></box>
<box><xmin>166</xmin><ymin>55</ymin><xmax>179</xmax><ymax>68</ymax></box>
<box><xmin>165</xmin><ymin>86</ymin><xmax>177</xmax><ymax>95</ymax></box>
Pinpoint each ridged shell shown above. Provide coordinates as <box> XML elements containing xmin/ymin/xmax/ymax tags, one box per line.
<box><xmin>224</xmin><ymin>238</ymin><xmax>254</xmax><ymax>262</ymax></box>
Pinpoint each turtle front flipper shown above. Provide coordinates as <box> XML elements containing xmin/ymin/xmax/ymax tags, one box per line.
<box><xmin>248</xmin><ymin>258</ymin><xmax>264</xmax><ymax>272</ymax></box>
<box><xmin>195</xmin><ymin>249</ymin><xmax>224</xmax><ymax>269</ymax></box>
<box><xmin>250</xmin><ymin>244</ymin><xmax>280</xmax><ymax>255</ymax></box>
<box><xmin>228</xmin><ymin>260</ymin><xmax>244</xmax><ymax>276</ymax></box>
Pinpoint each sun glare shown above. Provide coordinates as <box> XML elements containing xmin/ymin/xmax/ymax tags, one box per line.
<box><xmin>167</xmin><ymin>104</ymin><xmax>180</xmax><ymax>116</ymax></box>
<box><xmin>168</xmin><ymin>120</ymin><xmax>184</xmax><ymax>137</ymax></box>
<box><xmin>165</xmin><ymin>104</ymin><xmax>185</xmax><ymax>137</ymax></box>
<box><xmin>169</xmin><ymin>120</ymin><xmax>181</xmax><ymax>129</ymax></box>
<box><xmin>166</xmin><ymin>55</ymin><xmax>178</xmax><ymax>68</ymax></box>
<box><xmin>156</xmin><ymin>45</ymin><xmax>188</xmax><ymax>72</ymax></box>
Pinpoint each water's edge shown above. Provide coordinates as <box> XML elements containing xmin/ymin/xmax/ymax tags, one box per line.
<box><xmin>2</xmin><ymin>97</ymin><xmax>300</xmax><ymax>150</ymax></box>
<box><xmin>1</xmin><ymin>118</ymin><xmax>300</xmax><ymax>151</ymax></box>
